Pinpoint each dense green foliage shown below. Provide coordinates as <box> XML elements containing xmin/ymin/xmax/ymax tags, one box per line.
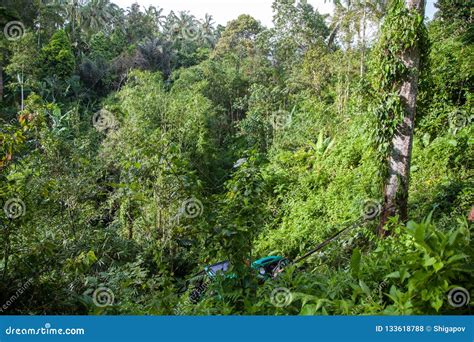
<box><xmin>0</xmin><ymin>0</ymin><xmax>472</xmax><ymax>315</ymax></box>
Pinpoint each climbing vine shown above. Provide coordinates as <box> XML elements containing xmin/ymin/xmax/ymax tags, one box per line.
<box><xmin>369</xmin><ymin>0</ymin><xmax>429</xmax><ymax>182</ymax></box>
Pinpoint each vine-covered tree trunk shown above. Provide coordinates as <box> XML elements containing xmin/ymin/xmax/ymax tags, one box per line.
<box><xmin>379</xmin><ymin>0</ymin><xmax>425</xmax><ymax>234</ymax></box>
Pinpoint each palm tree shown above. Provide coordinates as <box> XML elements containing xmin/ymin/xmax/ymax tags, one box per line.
<box><xmin>165</xmin><ymin>11</ymin><xmax>200</xmax><ymax>42</ymax></box>
<box><xmin>144</xmin><ymin>6</ymin><xmax>166</xmax><ymax>29</ymax></box>
<box><xmin>177</xmin><ymin>11</ymin><xmax>196</xmax><ymax>27</ymax></box>
<box><xmin>201</xmin><ymin>13</ymin><xmax>217</xmax><ymax>46</ymax></box>
<box><xmin>163</xmin><ymin>12</ymin><xmax>180</xmax><ymax>40</ymax></box>
<box><xmin>136</xmin><ymin>37</ymin><xmax>172</xmax><ymax>76</ymax></box>
<box><xmin>54</xmin><ymin>0</ymin><xmax>86</xmax><ymax>37</ymax></box>
<box><xmin>202</xmin><ymin>13</ymin><xmax>215</xmax><ymax>31</ymax></box>
<box><xmin>80</xmin><ymin>0</ymin><xmax>121</xmax><ymax>38</ymax></box>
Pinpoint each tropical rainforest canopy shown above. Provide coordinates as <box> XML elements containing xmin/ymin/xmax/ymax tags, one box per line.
<box><xmin>0</xmin><ymin>0</ymin><xmax>472</xmax><ymax>315</ymax></box>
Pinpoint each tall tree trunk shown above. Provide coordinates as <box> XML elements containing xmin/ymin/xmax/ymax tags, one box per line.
<box><xmin>379</xmin><ymin>0</ymin><xmax>425</xmax><ymax>235</ymax></box>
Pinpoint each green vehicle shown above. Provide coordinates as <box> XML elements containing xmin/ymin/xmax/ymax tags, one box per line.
<box><xmin>203</xmin><ymin>256</ymin><xmax>289</xmax><ymax>280</ymax></box>
<box><xmin>251</xmin><ymin>256</ymin><xmax>289</xmax><ymax>281</ymax></box>
<box><xmin>204</xmin><ymin>260</ymin><xmax>231</xmax><ymax>277</ymax></box>
<box><xmin>186</xmin><ymin>219</ymin><xmax>366</xmax><ymax>303</ymax></box>
<box><xmin>188</xmin><ymin>256</ymin><xmax>289</xmax><ymax>302</ymax></box>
